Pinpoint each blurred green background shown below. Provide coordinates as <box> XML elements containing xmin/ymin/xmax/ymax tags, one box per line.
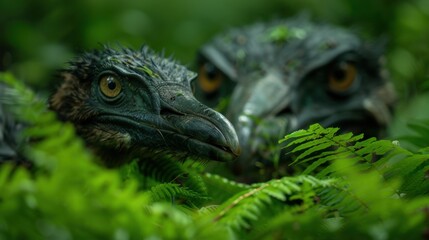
<box><xmin>1</xmin><ymin>0</ymin><xmax>428</xmax><ymax>139</ymax></box>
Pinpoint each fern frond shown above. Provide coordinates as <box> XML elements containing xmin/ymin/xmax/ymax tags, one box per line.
<box><xmin>277</xmin><ymin>123</ymin><xmax>429</xmax><ymax>225</ymax></box>
<box><xmin>149</xmin><ymin>183</ymin><xmax>209</xmax><ymax>207</ymax></box>
<box><xmin>281</xmin><ymin>124</ymin><xmax>368</xmax><ymax>175</ymax></box>
<box><xmin>202</xmin><ymin>173</ymin><xmax>250</xmax><ymax>204</ymax></box>
<box><xmin>281</xmin><ymin>123</ymin><xmax>429</xmax><ymax>197</ymax></box>
<box><xmin>397</xmin><ymin>119</ymin><xmax>429</xmax><ymax>151</ymax></box>
<box><xmin>139</xmin><ymin>157</ymin><xmax>186</xmax><ymax>183</ymax></box>
<box><xmin>247</xmin><ymin>160</ymin><xmax>429</xmax><ymax>239</ymax></box>
<box><xmin>138</xmin><ymin>157</ymin><xmax>209</xmax><ymax>206</ymax></box>
<box><xmin>213</xmin><ymin>175</ymin><xmax>337</xmax><ymax>231</ymax></box>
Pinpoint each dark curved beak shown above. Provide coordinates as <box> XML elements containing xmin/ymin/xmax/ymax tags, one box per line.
<box><xmin>225</xmin><ymin>71</ymin><xmax>290</xmax><ymax>157</ymax></box>
<box><xmin>157</xmin><ymin>85</ymin><xmax>240</xmax><ymax>161</ymax></box>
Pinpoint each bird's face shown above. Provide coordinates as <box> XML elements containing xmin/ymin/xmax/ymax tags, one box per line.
<box><xmin>49</xmin><ymin>46</ymin><xmax>240</xmax><ymax>166</ymax></box>
<box><xmin>195</xmin><ymin>19</ymin><xmax>395</xmax><ymax>167</ymax></box>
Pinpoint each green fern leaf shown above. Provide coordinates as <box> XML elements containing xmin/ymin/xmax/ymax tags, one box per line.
<box><xmin>213</xmin><ymin>175</ymin><xmax>337</xmax><ymax>231</ymax></box>
<box><xmin>149</xmin><ymin>183</ymin><xmax>208</xmax><ymax>206</ymax></box>
<box><xmin>202</xmin><ymin>173</ymin><xmax>250</xmax><ymax>204</ymax></box>
<box><xmin>138</xmin><ymin>157</ymin><xmax>209</xmax><ymax>207</ymax></box>
<box><xmin>281</xmin><ymin>123</ymin><xmax>429</xmax><ymax>208</ymax></box>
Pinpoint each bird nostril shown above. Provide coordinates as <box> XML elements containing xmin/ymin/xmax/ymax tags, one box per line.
<box><xmin>277</xmin><ymin>106</ymin><xmax>293</xmax><ymax>116</ymax></box>
<box><xmin>160</xmin><ymin>107</ymin><xmax>184</xmax><ymax>117</ymax></box>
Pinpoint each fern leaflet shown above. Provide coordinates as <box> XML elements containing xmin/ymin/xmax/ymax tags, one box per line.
<box><xmin>213</xmin><ymin>175</ymin><xmax>337</xmax><ymax>230</ymax></box>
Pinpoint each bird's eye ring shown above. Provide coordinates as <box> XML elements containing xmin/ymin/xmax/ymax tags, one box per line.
<box><xmin>328</xmin><ymin>61</ymin><xmax>357</xmax><ymax>93</ymax></box>
<box><xmin>198</xmin><ymin>62</ymin><xmax>224</xmax><ymax>94</ymax></box>
<box><xmin>99</xmin><ymin>75</ymin><xmax>122</xmax><ymax>99</ymax></box>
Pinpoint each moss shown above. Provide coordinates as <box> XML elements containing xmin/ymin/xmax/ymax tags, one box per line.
<box><xmin>266</xmin><ymin>25</ymin><xmax>308</xmax><ymax>43</ymax></box>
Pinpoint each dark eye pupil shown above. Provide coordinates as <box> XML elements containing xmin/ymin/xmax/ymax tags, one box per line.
<box><xmin>332</xmin><ymin>62</ymin><xmax>348</xmax><ymax>81</ymax></box>
<box><xmin>333</xmin><ymin>69</ymin><xmax>346</xmax><ymax>81</ymax></box>
<box><xmin>107</xmin><ymin>78</ymin><xmax>117</xmax><ymax>90</ymax></box>
<box><xmin>204</xmin><ymin>63</ymin><xmax>219</xmax><ymax>80</ymax></box>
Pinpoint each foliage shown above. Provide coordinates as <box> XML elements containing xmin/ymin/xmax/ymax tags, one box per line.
<box><xmin>1</xmin><ymin>1</ymin><xmax>429</xmax><ymax>238</ymax></box>
<box><xmin>396</xmin><ymin>119</ymin><xmax>429</xmax><ymax>151</ymax></box>
<box><xmin>282</xmin><ymin>123</ymin><xmax>429</xmax><ymax>197</ymax></box>
<box><xmin>1</xmin><ymin>73</ymin><xmax>429</xmax><ymax>239</ymax></box>
<box><xmin>212</xmin><ymin>175</ymin><xmax>336</xmax><ymax>230</ymax></box>
<box><xmin>0</xmin><ymin>73</ymin><xmax>228</xmax><ymax>239</ymax></box>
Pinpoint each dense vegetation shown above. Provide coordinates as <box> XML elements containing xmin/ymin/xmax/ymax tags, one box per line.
<box><xmin>1</xmin><ymin>72</ymin><xmax>429</xmax><ymax>239</ymax></box>
<box><xmin>1</xmin><ymin>0</ymin><xmax>429</xmax><ymax>239</ymax></box>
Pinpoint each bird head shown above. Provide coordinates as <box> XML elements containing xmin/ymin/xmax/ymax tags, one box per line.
<box><xmin>195</xmin><ymin>18</ymin><xmax>395</xmax><ymax>176</ymax></box>
<box><xmin>49</xmin><ymin>46</ymin><xmax>240</xmax><ymax>167</ymax></box>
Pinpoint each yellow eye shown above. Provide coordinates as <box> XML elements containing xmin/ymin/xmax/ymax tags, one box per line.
<box><xmin>99</xmin><ymin>75</ymin><xmax>122</xmax><ymax>98</ymax></box>
<box><xmin>198</xmin><ymin>62</ymin><xmax>224</xmax><ymax>94</ymax></box>
<box><xmin>328</xmin><ymin>62</ymin><xmax>357</xmax><ymax>93</ymax></box>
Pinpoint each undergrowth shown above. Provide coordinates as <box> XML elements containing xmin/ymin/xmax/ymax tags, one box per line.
<box><xmin>1</xmin><ymin>72</ymin><xmax>428</xmax><ymax>239</ymax></box>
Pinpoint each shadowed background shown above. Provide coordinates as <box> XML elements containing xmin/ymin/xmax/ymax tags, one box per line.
<box><xmin>1</xmin><ymin>0</ymin><xmax>428</xmax><ymax>141</ymax></box>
